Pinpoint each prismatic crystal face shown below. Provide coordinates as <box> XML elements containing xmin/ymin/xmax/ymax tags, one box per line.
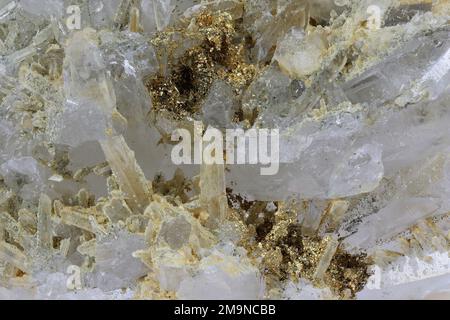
<box><xmin>0</xmin><ymin>0</ymin><xmax>449</xmax><ymax>300</ymax></box>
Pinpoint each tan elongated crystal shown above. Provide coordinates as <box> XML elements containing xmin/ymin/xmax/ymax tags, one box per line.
<box><xmin>326</xmin><ymin>200</ymin><xmax>349</xmax><ymax>231</ymax></box>
<box><xmin>411</xmin><ymin>225</ymin><xmax>432</xmax><ymax>250</ymax></box>
<box><xmin>0</xmin><ymin>241</ymin><xmax>29</xmax><ymax>273</ymax></box>
<box><xmin>0</xmin><ymin>212</ymin><xmax>32</xmax><ymax>249</ymax></box>
<box><xmin>59</xmin><ymin>238</ymin><xmax>71</xmax><ymax>257</ymax></box>
<box><xmin>0</xmin><ymin>212</ymin><xmax>19</xmax><ymax>241</ymax></box>
<box><xmin>60</xmin><ymin>208</ymin><xmax>95</xmax><ymax>233</ymax></box>
<box><xmin>197</xmin><ymin>120</ymin><xmax>227</xmax><ymax>230</ymax></box>
<box><xmin>37</xmin><ymin>194</ymin><xmax>53</xmax><ymax>250</ymax></box>
<box><xmin>100</xmin><ymin>135</ymin><xmax>152</xmax><ymax>214</ymax></box>
<box><xmin>18</xmin><ymin>208</ymin><xmax>37</xmax><ymax>234</ymax></box>
<box><xmin>0</xmin><ymin>190</ymin><xmax>16</xmax><ymax>214</ymax></box>
<box><xmin>314</xmin><ymin>235</ymin><xmax>339</xmax><ymax>282</ymax></box>
<box><xmin>199</xmin><ymin>161</ymin><xmax>227</xmax><ymax>230</ymax></box>
<box><xmin>300</xmin><ymin>201</ymin><xmax>327</xmax><ymax>236</ymax></box>
<box><xmin>77</xmin><ymin>238</ymin><xmax>96</xmax><ymax>257</ymax></box>
<box><xmin>129</xmin><ymin>6</ymin><xmax>140</xmax><ymax>32</ymax></box>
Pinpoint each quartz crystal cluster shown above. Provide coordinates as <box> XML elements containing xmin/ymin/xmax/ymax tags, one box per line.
<box><xmin>0</xmin><ymin>0</ymin><xmax>449</xmax><ymax>300</ymax></box>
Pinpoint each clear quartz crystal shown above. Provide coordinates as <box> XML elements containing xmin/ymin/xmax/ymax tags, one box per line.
<box><xmin>87</xmin><ymin>228</ymin><xmax>148</xmax><ymax>291</ymax></box>
<box><xmin>344</xmin><ymin>153</ymin><xmax>450</xmax><ymax>250</ymax></box>
<box><xmin>19</xmin><ymin>0</ymin><xmax>64</xmax><ymax>19</ymax></box>
<box><xmin>140</xmin><ymin>0</ymin><xmax>174</xmax><ymax>34</ymax></box>
<box><xmin>202</xmin><ymin>80</ymin><xmax>235</xmax><ymax>128</ymax></box>
<box><xmin>177</xmin><ymin>249</ymin><xmax>264</xmax><ymax>300</ymax></box>
<box><xmin>50</xmin><ymin>28</ymin><xmax>117</xmax><ymax>147</ymax></box>
<box><xmin>342</xmin><ymin>27</ymin><xmax>450</xmax><ymax>107</ymax></box>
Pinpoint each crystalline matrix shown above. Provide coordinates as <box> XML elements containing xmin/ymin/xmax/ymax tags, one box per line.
<box><xmin>0</xmin><ymin>0</ymin><xmax>449</xmax><ymax>300</ymax></box>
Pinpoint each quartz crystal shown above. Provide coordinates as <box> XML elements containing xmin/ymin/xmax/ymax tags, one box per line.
<box><xmin>0</xmin><ymin>0</ymin><xmax>449</xmax><ymax>301</ymax></box>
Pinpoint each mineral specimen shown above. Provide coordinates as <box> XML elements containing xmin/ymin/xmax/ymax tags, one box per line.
<box><xmin>0</xmin><ymin>0</ymin><xmax>449</xmax><ymax>301</ymax></box>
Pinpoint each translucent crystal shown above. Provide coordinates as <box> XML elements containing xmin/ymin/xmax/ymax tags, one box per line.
<box><xmin>313</xmin><ymin>235</ymin><xmax>339</xmax><ymax>281</ymax></box>
<box><xmin>342</xmin><ymin>27</ymin><xmax>450</xmax><ymax>107</ymax></box>
<box><xmin>201</xmin><ymin>80</ymin><xmax>235</xmax><ymax>128</ymax></box>
<box><xmin>100</xmin><ymin>135</ymin><xmax>152</xmax><ymax>214</ymax></box>
<box><xmin>140</xmin><ymin>0</ymin><xmax>174</xmax><ymax>34</ymax></box>
<box><xmin>87</xmin><ymin>228</ymin><xmax>148</xmax><ymax>291</ymax></box>
<box><xmin>230</xmin><ymin>87</ymin><xmax>450</xmax><ymax>200</ymax></box>
<box><xmin>159</xmin><ymin>215</ymin><xmax>191</xmax><ymax>250</ymax></box>
<box><xmin>19</xmin><ymin>0</ymin><xmax>64</xmax><ymax>19</ymax></box>
<box><xmin>50</xmin><ymin>29</ymin><xmax>117</xmax><ymax>147</ymax></box>
<box><xmin>0</xmin><ymin>157</ymin><xmax>47</xmax><ymax>201</ymax></box>
<box><xmin>243</xmin><ymin>0</ymin><xmax>309</xmax><ymax>62</ymax></box>
<box><xmin>384</xmin><ymin>2</ymin><xmax>432</xmax><ymax>27</ymax></box>
<box><xmin>177</xmin><ymin>250</ymin><xmax>264</xmax><ymax>300</ymax></box>
<box><xmin>242</xmin><ymin>64</ymin><xmax>304</xmax><ymax>127</ymax></box>
<box><xmin>199</xmin><ymin>159</ymin><xmax>227</xmax><ymax>230</ymax></box>
<box><xmin>0</xmin><ymin>241</ymin><xmax>29</xmax><ymax>273</ymax></box>
<box><xmin>344</xmin><ymin>153</ymin><xmax>450</xmax><ymax>250</ymax></box>
<box><xmin>60</xmin><ymin>207</ymin><xmax>95</xmax><ymax>233</ymax></box>
<box><xmin>37</xmin><ymin>194</ymin><xmax>52</xmax><ymax>250</ymax></box>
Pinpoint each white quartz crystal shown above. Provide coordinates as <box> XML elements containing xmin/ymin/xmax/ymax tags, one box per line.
<box><xmin>274</xmin><ymin>27</ymin><xmax>329</xmax><ymax>79</ymax></box>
